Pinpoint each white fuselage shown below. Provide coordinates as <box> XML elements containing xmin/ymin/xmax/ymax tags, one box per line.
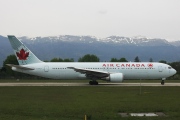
<box><xmin>12</xmin><ymin>62</ymin><xmax>176</xmax><ymax>80</ymax></box>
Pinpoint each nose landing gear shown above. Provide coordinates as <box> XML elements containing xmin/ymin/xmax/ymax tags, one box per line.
<box><xmin>161</xmin><ymin>80</ymin><xmax>165</xmax><ymax>85</ymax></box>
<box><xmin>161</xmin><ymin>78</ymin><xmax>166</xmax><ymax>85</ymax></box>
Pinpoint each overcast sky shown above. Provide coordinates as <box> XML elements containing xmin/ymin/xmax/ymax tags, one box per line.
<box><xmin>0</xmin><ymin>0</ymin><xmax>180</xmax><ymax>41</ymax></box>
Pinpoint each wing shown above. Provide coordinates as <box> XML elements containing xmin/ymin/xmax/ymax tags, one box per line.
<box><xmin>6</xmin><ymin>64</ymin><xmax>35</xmax><ymax>70</ymax></box>
<box><xmin>68</xmin><ymin>67</ymin><xmax>109</xmax><ymax>79</ymax></box>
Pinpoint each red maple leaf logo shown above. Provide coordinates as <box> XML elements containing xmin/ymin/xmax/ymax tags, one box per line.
<box><xmin>16</xmin><ymin>48</ymin><xmax>29</xmax><ymax>60</ymax></box>
<box><xmin>148</xmin><ymin>63</ymin><xmax>153</xmax><ymax>68</ymax></box>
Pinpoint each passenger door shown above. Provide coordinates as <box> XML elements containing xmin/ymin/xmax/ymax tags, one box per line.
<box><xmin>44</xmin><ymin>66</ymin><xmax>49</xmax><ymax>72</ymax></box>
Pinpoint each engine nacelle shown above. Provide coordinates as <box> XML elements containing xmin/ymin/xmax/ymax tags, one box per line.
<box><xmin>106</xmin><ymin>73</ymin><xmax>124</xmax><ymax>82</ymax></box>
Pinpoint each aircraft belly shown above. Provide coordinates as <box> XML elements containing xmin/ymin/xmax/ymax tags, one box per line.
<box><xmin>48</xmin><ymin>70</ymin><xmax>86</xmax><ymax>79</ymax></box>
<box><xmin>123</xmin><ymin>70</ymin><xmax>149</xmax><ymax>79</ymax></box>
<box><xmin>22</xmin><ymin>68</ymin><xmax>86</xmax><ymax>80</ymax></box>
<box><xmin>124</xmin><ymin>69</ymin><xmax>165</xmax><ymax>80</ymax></box>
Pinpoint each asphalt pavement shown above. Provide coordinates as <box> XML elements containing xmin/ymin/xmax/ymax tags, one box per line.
<box><xmin>0</xmin><ymin>83</ymin><xmax>180</xmax><ymax>86</ymax></box>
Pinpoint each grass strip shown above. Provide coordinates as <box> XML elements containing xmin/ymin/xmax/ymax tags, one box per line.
<box><xmin>0</xmin><ymin>86</ymin><xmax>179</xmax><ymax>120</ymax></box>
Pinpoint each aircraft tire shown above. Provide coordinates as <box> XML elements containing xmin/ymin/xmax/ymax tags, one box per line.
<box><xmin>95</xmin><ymin>81</ymin><xmax>98</xmax><ymax>85</ymax></box>
<box><xmin>161</xmin><ymin>80</ymin><xmax>165</xmax><ymax>85</ymax></box>
<box><xmin>89</xmin><ymin>81</ymin><xmax>98</xmax><ymax>85</ymax></box>
<box><xmin>89</xmin><ymin>81</ymin><xmax>93</xmax><ymax>85</ymax></box>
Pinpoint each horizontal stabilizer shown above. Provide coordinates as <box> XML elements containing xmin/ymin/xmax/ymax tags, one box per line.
<box><xmin>6</xmin><ymin>64</ymin><xmax>35</xmax><ymax>70</ymax></box>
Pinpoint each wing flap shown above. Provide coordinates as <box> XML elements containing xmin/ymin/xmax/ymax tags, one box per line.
<box><xmin>67</xmin><ymin>67</ymin><xmax>109</xmax><ymax>78</ymax></box>
<box><xmin>6</xmin><ymin>64</ymin><xmax>35</xmax><ymax>70</ymax></box>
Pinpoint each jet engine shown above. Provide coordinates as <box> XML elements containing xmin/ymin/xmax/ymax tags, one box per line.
<box><xmin>105</xmin><ymin>73</ymin><xmax>124</xmax><ymax>82</ymax></box>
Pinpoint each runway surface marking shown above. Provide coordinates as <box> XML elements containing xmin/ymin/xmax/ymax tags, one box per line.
<box><xmin>0</xmin><ymin>83</ymin><xmax>180</xmax><ymax>86</ymax></box>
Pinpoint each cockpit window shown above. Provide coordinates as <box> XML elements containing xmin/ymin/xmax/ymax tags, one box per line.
<box><xmin>168</xmin><ymin>67</ymin><xmax>172</xmax><ymax>69</ymax></box>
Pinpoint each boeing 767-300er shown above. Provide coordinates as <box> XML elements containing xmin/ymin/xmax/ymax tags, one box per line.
<box><xmin>6</xmin><ymin>35</ymin><xmax>176</xmax><ymax>85</ymax></box>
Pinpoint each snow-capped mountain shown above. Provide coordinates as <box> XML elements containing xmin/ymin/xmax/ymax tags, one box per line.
<box><xmin>19</xmin><ymin>35</ymin><xmax>174</xmax><ymax>46</ymax></box>
<box><xmin>101</xmin><ymin>36</ymin><xmax>171</xmax><ymax>46</ymax></box>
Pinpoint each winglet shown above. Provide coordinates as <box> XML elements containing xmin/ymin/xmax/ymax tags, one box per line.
<box><xmin>7</xmin><ymin>35</ymin><xmax>43</xmax><ymax>65</ymax></box>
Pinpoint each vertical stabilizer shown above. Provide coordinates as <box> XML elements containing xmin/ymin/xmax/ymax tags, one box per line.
<box><xmin>7</xmin><ymin>35</ymin><xmax>43</xmax><ymax>65</ymax></box>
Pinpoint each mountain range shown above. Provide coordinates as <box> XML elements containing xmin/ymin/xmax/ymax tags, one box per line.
<box><xmin>0</xmin><ymin>35</ymin><xmax>180</xmax><ymax>67</ymax></box>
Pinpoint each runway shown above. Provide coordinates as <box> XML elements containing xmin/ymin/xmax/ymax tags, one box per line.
<box><xmin>0</xmin><ymin>83</ymin><xmax>180</xmax><ymax>86</ymax></box>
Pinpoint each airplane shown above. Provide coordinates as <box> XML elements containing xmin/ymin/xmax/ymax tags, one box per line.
<box><xmin>6</xmin><ymin>35</ymin><xmax>176</xmax><ymax>85</ymax></box>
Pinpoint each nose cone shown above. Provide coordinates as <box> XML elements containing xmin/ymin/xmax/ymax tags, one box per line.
<box><xmin>172</xmin><ymin>69</ymin><xmax>177</xmax><ymax>75</ymax></box>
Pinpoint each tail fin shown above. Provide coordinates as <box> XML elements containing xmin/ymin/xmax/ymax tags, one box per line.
<box><xmin>7</xmin><ymin>35</ymin><xmax>43</xmax><ymax>65</ymax></box>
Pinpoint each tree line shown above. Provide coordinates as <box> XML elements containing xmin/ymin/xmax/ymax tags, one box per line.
<box><xmin>0</xmin><ymin>54</ymin><xmax>180</xmax><ymax>79</ymax></box>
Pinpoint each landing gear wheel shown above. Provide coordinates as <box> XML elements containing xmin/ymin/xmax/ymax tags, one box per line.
<box><xmin>89</xmin><ymin>81</ymin><xmax>98</xmax><ymax>85</ymax></box>
<box><xmin>94</xmin><ymin>81</ymin><xmax>98</xmax><ymax>85</ymax></box>
<box><xmin>89</xmin><ymin>81</ymin><xmax>93</xmax><ymax>85</ymax></box>
<box><xmin>161</xmin><ymin>80</ymin><xmax>165</xmax><ymax>85</ymax></box>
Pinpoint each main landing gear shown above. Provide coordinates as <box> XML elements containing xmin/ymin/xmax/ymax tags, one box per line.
<box><xmin>89</xmin><ymin>81</ymin><xmax>98</xmax><ymax>85</ymax></box>
<box><xmin>89</xmin><ymin>77</ymin><xmax>99</xmax><ymax>85</ymax></box>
